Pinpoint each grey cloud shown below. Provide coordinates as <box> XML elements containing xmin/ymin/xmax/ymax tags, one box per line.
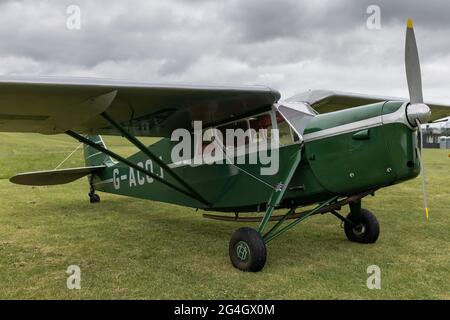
<box><xmin>0</xmin><ymin>0</ymin><xmax>448</xmax><ymax>103</ymax></box>
<box><xmin>225</xmin><ymin>0</ymin><xmax>450</xmax><ymax>43</ymax></box>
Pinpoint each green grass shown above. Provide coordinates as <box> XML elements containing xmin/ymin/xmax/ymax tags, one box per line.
<box><xmin>0</xmin><ymin>133</ymin><xmax>449</xmax><ymax>299</ymax></box>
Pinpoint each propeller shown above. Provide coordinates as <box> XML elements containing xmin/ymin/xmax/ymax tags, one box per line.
<box><xmin>416</xmin><ymin>119</ymin><xmax>429</xmax><ymax>220</ymax></box>
<box><xmin>404</xmin><ymin>19</ymin><xmax>431</xmax><ymax>220</ymax></box>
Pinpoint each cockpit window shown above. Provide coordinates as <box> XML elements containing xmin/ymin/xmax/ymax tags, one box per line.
<box><xmin>276</xmin><ymin>112</ymin><xmax>299</xmax><ymax>145</ymax></box>
<box><xmin>249</xmin><ymin>113</ymin><xmax>272</xmax><ymax>142</ymax></box>
<box><xmin>205</xmin><ymin>107</ymin><xmax>307</xmax><ymax>155</ymax></box>
<box><xmin>217</xmin><ymin>120</ymin><xmax>250</xmax><ymax>148</ymax></box>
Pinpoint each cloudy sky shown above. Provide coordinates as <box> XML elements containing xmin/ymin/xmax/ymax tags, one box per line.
<box><xmin>0</xmin><ymin>0</ymin><xmax>449</xmax><ymax>102</ymax></box>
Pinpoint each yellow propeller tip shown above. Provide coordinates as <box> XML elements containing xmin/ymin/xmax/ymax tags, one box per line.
<box><xmin>407</xmin><ymin>19</ymin><xmax>414</xmax><ymax>29</ymax></box>
<box><xmin>425</xmin><ymin>207</ymin><xmax>429</xmax><ymax>220</ymax></box>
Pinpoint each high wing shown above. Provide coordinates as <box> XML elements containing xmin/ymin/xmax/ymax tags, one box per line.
<box><xmin>287</xmin><ymin>89</ymin><xmax>450</xmax><ymax>122</ymax></box>
<box><xmin>0</xmin><ymin>76</ymin><xmax>280</xmax><ymax>137</ymax></box>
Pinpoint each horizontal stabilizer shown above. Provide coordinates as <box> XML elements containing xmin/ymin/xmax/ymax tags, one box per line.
<box><xmin>10</xmin><ymin>165</ymin><xmax>105</xmax><ymax>186</ymax></box>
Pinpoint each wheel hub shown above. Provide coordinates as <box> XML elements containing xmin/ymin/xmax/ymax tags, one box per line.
<box><xmin>352</xmin><ymin>224</ymin><xmax>366</xmax><ymax>236</ymax></box>
<box><xmin>236</xmin><ymin>241</ymin><xmax>250</xmax><ymax>261</ymax></box>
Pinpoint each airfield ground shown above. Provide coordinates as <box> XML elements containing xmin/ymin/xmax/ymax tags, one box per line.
<box><xmin>0</xmin><ymin>133</ymin><xmax>448</xmax><ymax>299</ymax></box>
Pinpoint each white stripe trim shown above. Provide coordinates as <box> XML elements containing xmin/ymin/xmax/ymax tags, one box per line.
<box><xmin>86</xmin><ymin>151</ymin><xmax>103</xmax><ymax>159</ymax></box>
<box><xmin>164</xmin><ymin>110</ymin><xmax>409</xmax><ymax>169</ymax></box>
<box><xmin>302</xmin><ymin>116</ymin><xmax>382</xmax><ymax>142</ymax></box>
<box><xmin>166</xmin><ymin>118</ymin><xmax>382</xmax><ymax>169</ymax></box>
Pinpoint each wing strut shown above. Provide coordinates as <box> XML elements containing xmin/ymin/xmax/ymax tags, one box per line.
<box><xmin>66</xmin><ymin>130</ymin><xmax>210</xmax><ymax>206</ymax></box>
<box><xmin>100</xmin><ymin>111</ymin><xmax>209</xmax><ymax>206</ymax></box>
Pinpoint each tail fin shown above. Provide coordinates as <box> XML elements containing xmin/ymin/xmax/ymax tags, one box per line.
<box><xmin>83</xmin><ymin>135</ymin><xmax>114</xmax><ymax>167</ymax></box>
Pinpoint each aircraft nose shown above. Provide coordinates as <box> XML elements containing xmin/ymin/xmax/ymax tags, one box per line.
<box><xmin>406</xmin><ymin>103</ymin><xmax>431</xmax><ymax>126</ymax></box>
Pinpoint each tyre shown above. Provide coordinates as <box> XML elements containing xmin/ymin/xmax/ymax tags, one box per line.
<box><xmin>229</xmin><ymin>227</ymin><xmax>267</xmax><ymax>272</ymax></box>
<box><xmin>344</xmin><ymin>209</ymin><xmax>380</xmax><ymax>244</ymax></box>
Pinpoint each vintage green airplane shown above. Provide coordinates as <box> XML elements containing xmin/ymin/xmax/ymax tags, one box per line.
<box><xmin>2</xmin><ymin>20</ymin><xmax>449</xmax><ymax>271</ymax></box>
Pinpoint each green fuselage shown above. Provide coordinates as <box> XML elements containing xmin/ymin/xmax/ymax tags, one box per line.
<box><xmin>92</xmin><ymin>101</ymin><xmax>420</xmax><ymax>212</ymax></box>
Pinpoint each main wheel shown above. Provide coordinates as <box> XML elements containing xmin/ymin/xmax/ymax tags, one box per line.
<box><xmin>344</xmin><ymin>209</ymin><xmax>379</xmax><ymax>243</ymax></box>
<box><xmin>229</xmin><ymin>227</ymin><xmax>266</xmax><ymax>272</ymax></box>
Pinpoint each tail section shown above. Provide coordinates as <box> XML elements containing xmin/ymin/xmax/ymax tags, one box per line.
<box><xmin>10</xmin><ymin>135</ymin><xmax>110</xmax><ymax>189</ymax></box>
<box><xmin>83</xmin><ymin>135</ymin><xmax>114</xmax><ymax>167</ymax></box>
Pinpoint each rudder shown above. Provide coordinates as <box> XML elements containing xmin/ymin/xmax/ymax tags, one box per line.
<box><xmin>83</xmin><ymin>135</ymin><xmax>114</xmax><ymax>167</ymax></box>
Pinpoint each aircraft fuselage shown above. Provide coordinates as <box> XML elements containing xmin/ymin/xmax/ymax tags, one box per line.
<box><xmin>92</xmin><ymin>101</ymin><xmax>421</xmax><ymax>212</ymax></box>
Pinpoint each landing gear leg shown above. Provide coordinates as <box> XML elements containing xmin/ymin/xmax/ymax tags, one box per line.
<box><xmin>228</xmin><ymin>196</ymin><xmax>340</xmax><ymax>272</ymax></box>
<box><xmin>88</xmin><ymin>176</ymin><xmax>100</xmax><ymax>204</ymax></box>
<box><xmin>228</xmin><ymin>149</ymin><xmax>303</xmax><ymax>272</ymax></box>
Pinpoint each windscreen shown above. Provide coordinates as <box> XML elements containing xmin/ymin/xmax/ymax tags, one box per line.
<box><xmin>276</xmin><ymin>102</ymin><xmax>316</xmax><ymax>141</ymax></box>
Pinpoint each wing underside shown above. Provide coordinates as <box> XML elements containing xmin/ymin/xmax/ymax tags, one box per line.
<box><xmin>0</xmin><ymin>77</ymin><xmax>280</xmax><ymax>137</ymax></box>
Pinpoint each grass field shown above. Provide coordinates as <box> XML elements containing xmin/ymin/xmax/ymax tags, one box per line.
<box><xmin>0</xmin><ymin>133</ymin><xmax>448</xmax><ymax>299</ymax></box>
